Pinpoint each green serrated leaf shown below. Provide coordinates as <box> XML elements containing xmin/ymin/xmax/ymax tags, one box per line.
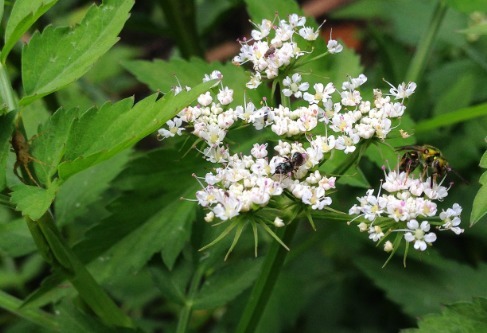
<box><xmin>2</xmin><ymin>0</ymin><xmax>58</xmax><ymax>64</ymax></box>
<box><xmin>10</xmin><ymin>182</ymin><xmax>59</xmax><ymax>220</ymax></box>
<box><xmin>30</xmin><ymin>107</ymin><xmax>81</xmax><ymax>186</ymax></box>
<box><xmin>58</xmin><ymin>79</ymin><xmax>218</xmax><ymax>180</ymax></box>
<box><xmin>20</xmin><ymin>0</ymin><xmax>135</xmax><ymax>105</ymax></box>
<box><xmin>0</xmin><ymin>112</ymin><xmax>14</xmax><ymax>190</ymax></box>
<box><xmin>88</xmin><ymin>197</ymin><xmax>195</xmax><ymax>281</ymax></box>
<box><xmin>55</xmin><ymin>149</ymin><xmax>130</xmax><ymax>226</ymax></box>
<box><xmin>402</xmin><ymin>298</ymin><xmax>487</xmax><ymax>333</ymax></box>
<box><xmin>193</xmin><ymin>258</ymin><xmax>263</xmax><ymax>309</ymax></box>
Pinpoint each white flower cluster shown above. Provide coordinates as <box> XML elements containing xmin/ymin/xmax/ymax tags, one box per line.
<box><xmin>158</xmin><ymin>71</ymin><xmax>415</xmax><ymax>163</ymax></box>
<box><xmin>349</xmin><ymin>170</ymin><xmax>463</xmax><ymax>252</ymax></box>
<box><xmin>195</xmin><ymin>142</ymin><xmax>336</xmax><ymax>223</ymax></box>
<box><xmin>156</xmin><ymin>13</ymin><xmax>418</xmax><ymax>229</ymax></box>
<box><xmin>232</xmin><ymin>14</ymin><xmax>342</xmax><ymax>88</ymax></box>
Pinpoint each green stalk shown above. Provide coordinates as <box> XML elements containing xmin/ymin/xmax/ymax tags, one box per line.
<box><xmin>29</xmin><ymin>214</ymin><xmax>134</xmax><ymax>328</ymax></box>
<box><xmin>0</xmin><ymin>290</ymin><xmax>59</xmax><ymax>331</ymax></box>
<box><xmin>405</xmin><ymin>0</ymin><xmax>447</xmax><ymax>84</ymax></box>
<box><xmin>176</xmin><ymin>265</ymin><xmax>206</xmax><ymax>333</ymax></box>
<box><xmin>0</xmin><ymin>61</ymin><xmax>17</xmax><ymax>112</ymax></box>
<box><xmin>235</xmin><ymin>220</ymin><xmax>299</xmax><ymax>333</ymax></box>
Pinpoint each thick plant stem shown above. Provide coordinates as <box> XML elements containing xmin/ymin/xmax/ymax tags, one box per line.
<box><xmin>235</xmin><ymin>221</ymin><xmax>299</xmax><ymax>333</ymax></box>
<box><xmin>405</xmin><ymin>0</ymin><xmax>447</xmax><ymax>84</ymax></box>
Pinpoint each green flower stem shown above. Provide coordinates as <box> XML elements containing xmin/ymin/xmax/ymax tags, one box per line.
<box><xmin>235</xmin><ymin>220</ymin><xmax>299</xmax><ymax>333</ymax></box>
<box><xmin>0</xmin><ymin>61</ymin><xmax>17</xmax><ymax>112</ymax></box>
<box><xmin>28</xmin><ymin>215</ymin><xmax>134</xmax><ymax>328</ymax></box>
<box><xmin>0</xmin><ymin>290</ymin><xmax>59</xmax><ymax>331</ymax></box>
<box><xmin>158</xmin><ymin>0</ymin><xmax>204</xmax><ymax>59</ymax></box>
<box><xmin>405</xmin><ymin>0</ymin><xmax>447</xmax><ymax>84</ymax></box>
<box><xmin>176</xmin><ymin>265</ymin><xmax>206</xmax><ymax>333</ymax></box>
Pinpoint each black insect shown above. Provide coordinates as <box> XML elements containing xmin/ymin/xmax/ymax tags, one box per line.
<box><xmin>274</xmin><ymin>152</ymin><xmax>306</xmax><ymax>176</ymax></box>
<box><xmin>264</xmin><ymin>46</ymin><xmax>276</xmax><ymax>58</ymax></box>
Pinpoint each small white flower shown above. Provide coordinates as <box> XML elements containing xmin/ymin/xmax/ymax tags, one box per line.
<box><xmin>303</xmin><ymin>82</ymin><xmax>335</xmax><ymax>104</ymax></box>
<box><xmin>198</xmin><ymin>92</ymin><xmax>213</xmax><ymax>106</ymax></box>
<box><xmin>342</xmin><ymin>74</ymin><xmax>367</xmax><ymax>91</ymax></box>
<box><xmin>274</xmin><ymin>217</ymin><xmax>285</xmax><ymax>227</ymax></box>
<box><xmin>217</xmin><ymin>87</ymin><xmax>234</xmax><ymax>105</ymax></box>
<box><xmin>299</xmin><ymin>26</ymin><xmax>319</xmax><ymax>41</ymax></box>
<box><xmin>385</xmin><ymin>80</ymin><xmax>417</xmax><ymax>99</ymax></box>
<box><xmin>213</xmin><ymin>196</ymin><xmax>243</xmax><ymax>221</ymax></box>
<box><xmin>288</xmin><ymin>14</ymin><xmax>306</xmax><ymax>28</ymax></box>
<box><xmin>251</xmin><ymin>143</ymin><xmax>268</xmax><ymax>158</ymax></box>
<box><xmin>203</xmin><ymin>70</ymin><xmax>223</xmax><ymax>82</ymax></box>
<box><xmin>158</xmin><ymin>117</ymin><xmax>185</xmax><ymax>139</ymax></box>
<box><xmin>404</xmin><ymin>220</ymin><xmax>437</xmax><ymax>251</ymax></box>
<box><xmin>369</xmin><ymin>225</ymin><xmax>384</xmax><ymax>242</ymax></box>
<box><xmin>204</xmin><ymin>211</ymin><xmax>215</xmax><ymax>222</ymax></box>
<box><xmin>246</xmin><ymin>72</ymin><xmax>262</xmax><ymax>89</ymax></box>
<box><xmin>282</xmin><ymin>73</ymin><xmax>309</xmax><ymax>98</ymax></box>
<box><xmin>251</xmin><ymin>19</ymin><xmax>273</xmax><ymax>40</ymax></box>
<box><xmin>439</xmin><ymin>203</ymin><xmax>463</xmax><ymax>234</ymax></box>
<box><xmin>384</xmin><ymin>241</ymin><xmax>394</xmax><ymax>252</ymax></box>
<box><xmin>327</xmin><ymin>39</ymin><xmax>343</xmax><ymax>54</ymax></box>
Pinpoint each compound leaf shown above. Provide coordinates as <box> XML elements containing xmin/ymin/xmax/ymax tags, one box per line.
<box><xmin>58</xmin><ymin>78</ymin><xmax>218</xmax><ymax>180</ymax></box>
<box><xmin>20</xmin><ymin>0</ymin><xmax>134</xmax><ymax>105</ymax></box>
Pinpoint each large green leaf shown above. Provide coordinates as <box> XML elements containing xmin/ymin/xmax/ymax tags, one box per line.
<box><xmin>73</xmin><ymin>146</ymin><xmax>204</xmax><ymax>278</ymax></box>
<box><xmin>1</xmin><ymin>0</ymin><xmax>58</xmax><ymax>64</ymax></box>
<box><xmin>471</xmin><ymin>150</ymin><xmax>487</xmax><ymax>225</ymax></box>
<box><xmin>20</xmin><ymin>0</ymin><xmax>134</xmax><ymax>105</ymax></box>
<box><xmin>58</xmin><ymin>78</ymin><xmax>218</xmax><ymax>180</ymax></box>
<box><xmin>87</xmin><ymin>192</ymin><xmax>196</xmax><ymax>281</ymax></box>
<box><xmin>402</xmin><ymin>298</ymin><xmax>487</xmax><ymax>333</ymax></box>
